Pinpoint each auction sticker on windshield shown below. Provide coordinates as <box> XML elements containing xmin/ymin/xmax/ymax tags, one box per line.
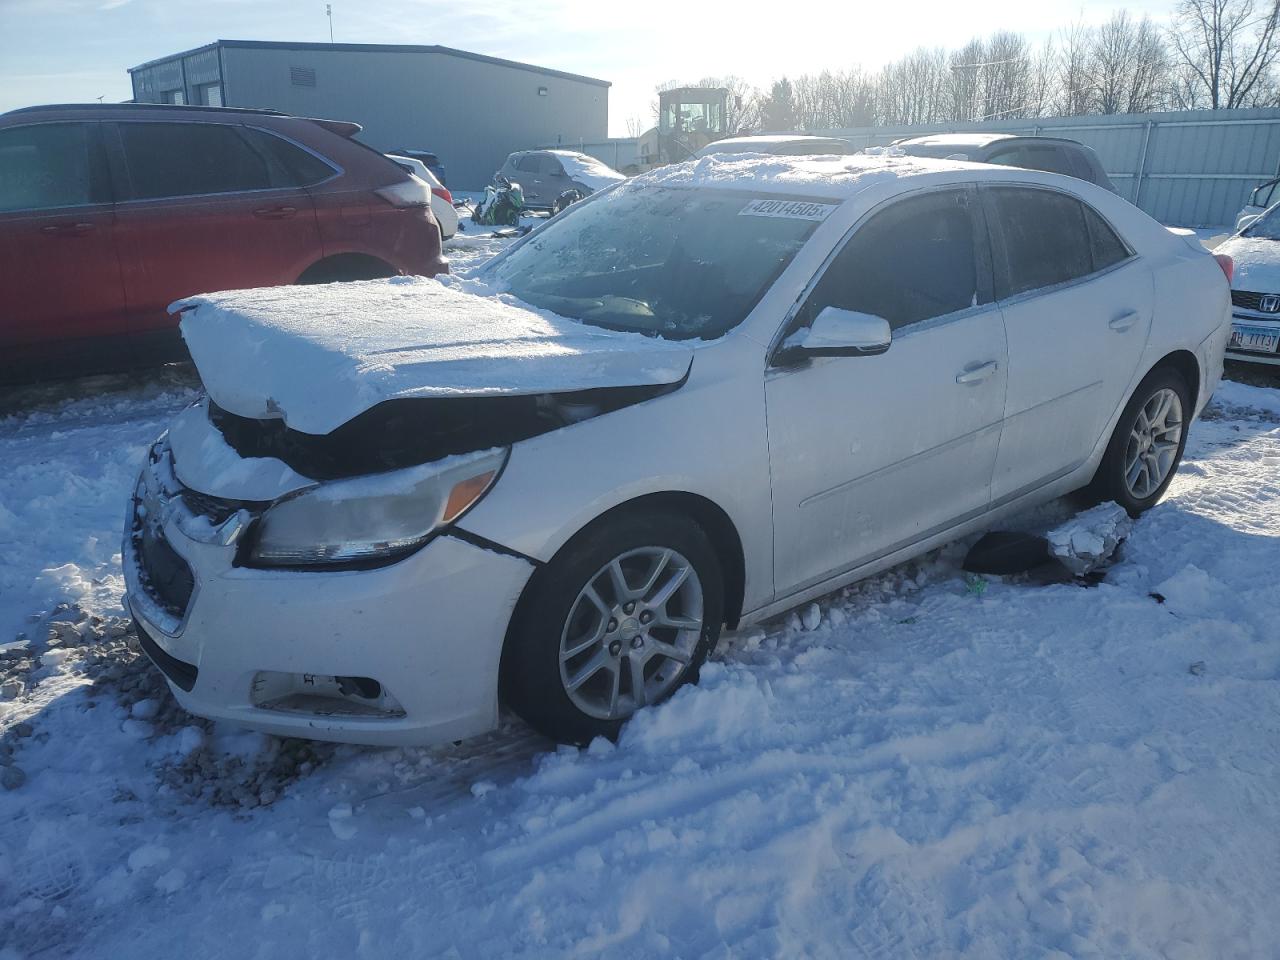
<box><xmin>739</xmin><ymin>199</ymin><xmax>839</xmax><ymax>221</ymax></box>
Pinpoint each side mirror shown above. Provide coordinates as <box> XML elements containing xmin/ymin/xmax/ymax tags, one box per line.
<box><xmin>1238</xmin><ymin>213</ymin><xmax>1260</xmax><ymax>231</ymax></box>
<box><xmin>798</xmin><ymin>306</ymin><xmax>892</xmax><ymax>357</ymax></box>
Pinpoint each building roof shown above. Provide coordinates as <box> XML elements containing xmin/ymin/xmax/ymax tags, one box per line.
<box><xmin>128</xmin><ymin>40</ymin><xmax>610</xmax><ymax>88</ymax></box>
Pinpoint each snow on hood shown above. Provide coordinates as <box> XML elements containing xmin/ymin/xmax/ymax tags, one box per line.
<box><xmin>548</xmin><ymin>151</ymin><xmax>626</xmax><ymax>192</ymax></box>
<box><xmin>1215</xmin><ymin>235</ymin><xmax>1280</xmax><ymax>291</ymax></box>
<box><xmin>173</xmin><ymin>276</ymin><xmax>694</xmax><ymax>436</ymax></box>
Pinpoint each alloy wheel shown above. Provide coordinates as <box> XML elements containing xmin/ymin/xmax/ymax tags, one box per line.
<box><xmin>558</xmin><ymin>546</ymin><xmax>704</xmax><ymax>721</ymax></box>
<box><xmin>1124</xmin><ymin>387</ymin><xmax>1184</xmax><ymax>499</ymax></box>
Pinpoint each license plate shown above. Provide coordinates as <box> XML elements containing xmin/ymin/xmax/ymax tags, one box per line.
<box><xmin>1230</xmin><ymin>324</ymin><xmax>1280</xmax><ymax>354</ymax></box>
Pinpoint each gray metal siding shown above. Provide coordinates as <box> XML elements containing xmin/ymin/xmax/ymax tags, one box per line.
<box><xmin>131</xmin><ymin>46</ymin><xmax>223</xmax><ymax>105</ymax></box>
<box><xmin>826</xmin><ymin>108</ymin><xmax>1280</xmax><ymax>226</ymax></box>
<box><xmin>220</xmin><ymin>46</ymin><xmax>607</xmax><ymax>190</ymax></box>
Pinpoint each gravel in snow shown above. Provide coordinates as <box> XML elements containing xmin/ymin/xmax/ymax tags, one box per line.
<box><xmin>1</xmin><ymin>236</ymin><xmax>1278</xmax><ymax>956</ymax></box>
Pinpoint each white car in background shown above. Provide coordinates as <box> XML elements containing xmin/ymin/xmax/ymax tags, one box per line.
<box><xmin>1233</xmin><ymin>176</ymin><xmax>1280</xmax><ymax>231</ymax></box>
<box><xmin>386</xmin><ymin>153</ymin><xmax>459</xmax><ymax>240</ymax></box>
<box><xmin>1216</xmin><ymin>204</ymin><xmax>1280</xmax><ymax>366</ymax></box>
<box><xmin>124</xmin><ymin>156</ymin><xmax>1230</xmax><ymax>749</ymax></box>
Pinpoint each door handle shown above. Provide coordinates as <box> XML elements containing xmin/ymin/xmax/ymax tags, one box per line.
<box><xmin>956</xmin><ymin>361</ymin><xmax>999</xmax><ymax>385</ymax></box>
<box><xmin>253</xmin><ymin>206</ymin><xmax>297</xmax><ymax>220</ymax></box>
<box><xmin>1109</xmin><ymin>310</ymin><xmax>1139</xmax><ymax>332</ymax></box>
<box><xmin>40</xmin><ymin>222</ymin><xmax>95</xmax><ymax>236</ymax></box>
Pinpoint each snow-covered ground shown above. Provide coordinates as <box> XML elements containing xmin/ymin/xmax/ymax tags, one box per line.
<box><xmin>2</xmin><ymin>233</ymin><xmax>1280</xmax><ymax>958</ymax></box>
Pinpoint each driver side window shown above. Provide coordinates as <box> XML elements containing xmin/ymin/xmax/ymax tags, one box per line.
<box><xmin>803</xmin><ymin>188</ymin><xmax>987</xmax><ymax>332</ymax></box>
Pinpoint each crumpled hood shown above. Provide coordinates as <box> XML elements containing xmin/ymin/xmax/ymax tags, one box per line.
<box><xmin>1216</xmin><ymin>236</ymin><xmax>1280</xmax><ymax>291</ymax></box>
<box><xmin>174</xmin><ymin>276</ymin><xmax>694</xmax><ymax>435</ymax></box>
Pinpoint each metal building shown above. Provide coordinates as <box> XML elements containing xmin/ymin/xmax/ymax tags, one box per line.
<box><xmin>128</xmin><ymin>40</ymin><xmax>610</xmax><ymax>190</ymax></box>
<box><xmin>823</xmin><ymin>107</ymin><xmax>1280</xmax><ymax>228</ymax></box>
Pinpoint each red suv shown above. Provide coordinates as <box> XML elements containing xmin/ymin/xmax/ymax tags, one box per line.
<box><xmin>0</xmin><ymin>103</ymin><xmax>448</xmax><ymax>381</ymax></box>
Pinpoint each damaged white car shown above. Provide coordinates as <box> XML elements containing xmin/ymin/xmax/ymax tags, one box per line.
<box><xmin>124</xmin><ymin>155</ymin><xmax>1231</xmax><ymax>747</ymax></box>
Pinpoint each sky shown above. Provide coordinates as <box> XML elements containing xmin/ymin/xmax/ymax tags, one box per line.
<box><xmin>1</xmin><ymin>0</ymin><xmax>1177</xmax><ymax>136</ymax></box>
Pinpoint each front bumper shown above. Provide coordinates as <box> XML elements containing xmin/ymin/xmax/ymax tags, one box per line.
<box><xmin>123</xmin><ymin>442</ymin><xmax>534</xmax><ymax>746</ymax></box>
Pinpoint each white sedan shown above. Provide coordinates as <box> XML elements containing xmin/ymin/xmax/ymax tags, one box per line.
<box><xmin>1216</xmin><ymin>205</ymin><xmax>1280</xmax><ymax>367</ymax></box>
<box><xmin>124</xmin><ymin>155</ymin><xmax>1231</xmax><ymax>747</ymax></box>
<box><xmin>386</xmin><ymin>153</ymin><xmax>459</xmax><ymax>240</ymax></box>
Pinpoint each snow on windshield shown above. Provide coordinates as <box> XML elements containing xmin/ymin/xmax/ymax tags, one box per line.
<box><xmin>486</xmin><ymin>184</ymin><xmax>835</xmax><ymax>340</ymax></box>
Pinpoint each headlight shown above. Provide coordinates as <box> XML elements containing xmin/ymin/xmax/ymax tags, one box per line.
<box><xmin>247</xmin><ymin>448</ymin><xmax>508</xmax><ymax>568</ymax></box>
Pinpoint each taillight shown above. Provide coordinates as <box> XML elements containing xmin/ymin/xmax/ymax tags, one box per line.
<box><xmin>374</xmin><ymin>178</ymin><xmax>432</xmax><ymax>208</ymax></box>
<box><xmin>1215</xmin><ymin>253</ymin><xmax>1234</xmax><ymax>284</ymax></box>
<box><xmin>431</xmin><ymin>186</ymin><xmax>453</xmax><ymax>205</ymax></box>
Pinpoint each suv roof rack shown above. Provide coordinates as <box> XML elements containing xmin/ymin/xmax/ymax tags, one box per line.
<box><xmin>3</xmin><ymin>103</ymin><xmax>290</xmax><ymax>118</ymax></box>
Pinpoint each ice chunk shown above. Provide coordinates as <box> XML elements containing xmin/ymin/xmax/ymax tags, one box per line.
<box><xmin>1047</xmin><ymin>502</ymin><xmax>1133</xmax><ymax>576</ymax></box>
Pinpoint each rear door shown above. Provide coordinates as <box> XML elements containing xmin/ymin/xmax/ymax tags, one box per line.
<box><xmin>983</xmin><ymin>184</ymin><xmax>1150</xmax><ymax>504</ymax></box>
<box><xmin>107</xmin><ymin>120</ymin><xmax>323</xmax><ymax>336</ymax></box>
<box><xmin>0</xmin><ymin>120</ymin><xmax>126</xmax><ymax>354</ymax></box>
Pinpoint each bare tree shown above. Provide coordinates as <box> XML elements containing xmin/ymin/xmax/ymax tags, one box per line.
<box><xmin>1170</xmin><ymin>0</ymin><xmax>1280</xmax><ymax>108</ymax></box>
<box><xmin>1057</xmin><ymin>21</ymin><xmax>1095</xmax><ymax>115</ymax></box>
<box><xmin>1088</xmin><ymin>12</ymin><xmax>1170</xmax><ymax>114</ymax></box>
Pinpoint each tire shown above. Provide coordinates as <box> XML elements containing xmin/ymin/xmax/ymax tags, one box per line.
<box><xmin>297</xmin><ymin>255</ymin><xmax>396</xmax><ymax>285</ymax></box>
<box><xmin>1085</xmin><ymin>365</ymin><xmax>1192</xmax><ymax>517</ymax></box>
<box><xmin>501</xmin><ymin>511</ymin><xmax>724</xmax><ymax>745</ymax></box>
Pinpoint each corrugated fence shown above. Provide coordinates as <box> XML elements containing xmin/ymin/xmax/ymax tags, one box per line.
<box><xmin>825</xmin><ymin>107</ymin><xmax>1280</xmax><ymax>228</ymax></box>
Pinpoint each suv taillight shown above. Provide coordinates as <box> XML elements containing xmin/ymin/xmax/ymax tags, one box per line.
<box><xmin>431</xmin><ymin>186</ymin><xmax>453</xmax><ymax>205</ymax></box>
<box><xmin>374</xmin><ymin>179</ymin><xmax>432</xmax><ymax>208</ymax></box>
<box><xmin>1214</xmin><ymin>254</ymin><xmax>1234</xmax><ymax>284</ymax></box>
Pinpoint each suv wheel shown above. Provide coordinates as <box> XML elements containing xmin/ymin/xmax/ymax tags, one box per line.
<box><xmin>502</xmin><ymin>512</ymin><xmax>723</xmax><ymax>745</ymax></box>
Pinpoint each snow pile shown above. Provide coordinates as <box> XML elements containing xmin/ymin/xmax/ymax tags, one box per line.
<box><xmin>175</xmin><ymin>276</ymin><xmax>695</xmax><ymax>434</ymax></box>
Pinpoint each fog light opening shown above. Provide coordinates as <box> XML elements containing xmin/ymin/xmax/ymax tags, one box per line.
<box><xmin>251</xmin><ymin>671</ymin><xmax>406</xmax><ymax>719</ymax></box>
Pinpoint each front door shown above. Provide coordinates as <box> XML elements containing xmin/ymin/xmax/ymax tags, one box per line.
<box><xmin>0</xmin><ymin>120</ymin><xmax>127</xmax><ymax>357</ymax></box>
<box><xmin>107</xmin><ymin>120</ymin><xmax>321</xmax><ymax>337</ymax></box>
<box><xmin>766</xmin><ymin>187</ymin><xmax>1009</xmax><ymax>597</ymax></box>
<box><xmin>982</xmin><ymin>185</ymin><xmax>1152</xmax><ymax>504</ymax></box>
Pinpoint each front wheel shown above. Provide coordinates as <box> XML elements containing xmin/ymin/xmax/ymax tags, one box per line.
<box><xmin>1087</xmin><ymin>366</ymin><xmax>1192</xmax><ymax>516</ymax></box>
<box><xmin>501</xmin><ymin>512</ymin><xmax>723</xmax><ymax>745</ymax></box>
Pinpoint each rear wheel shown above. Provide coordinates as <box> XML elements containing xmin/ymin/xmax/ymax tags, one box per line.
<box><xmin>502</xmin><ymin>512</ymin><xmax>723</xmax><ymax>745</ymax></box>
<box><xmin>297</xmin><ymin>255</ymin><xmax>396</xmax><ymax>284</ymax></box>
<box><xmin>1087</xmin><ymin>366</ymin><xmax>1191</xmax><ymax>516</ymax></box>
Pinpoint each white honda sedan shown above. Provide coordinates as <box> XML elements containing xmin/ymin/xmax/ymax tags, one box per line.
<box><xmin>1215</xmin><ymin>204</ymin><xmax>1280</xmax><ymax>367</ymax></box>
<box><xmin>124</xmin><ymin>155</ymin><xmax>1231</xmax><ymax>747</ymax></box>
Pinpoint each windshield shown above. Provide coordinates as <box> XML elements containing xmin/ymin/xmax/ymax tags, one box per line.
<box><xmin>485</xmin><ymin>184</ymin><xmax>832</xmax><ymax>340</ymax></box>
<box><xmin>1243</xmin><ymin>203</ymin><xmax>1280</xmax><ymax>239</ymax></box>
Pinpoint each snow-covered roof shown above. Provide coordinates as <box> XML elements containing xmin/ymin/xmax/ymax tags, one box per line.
<box><xmin>545</xmin><ymin>150</ymin><xmax>625</xmax><ymax>190</ymax></box>
<box><xmin>633</xmin><ymin>152</ymin><xmax>976</xmax><ymax>201</ymax></box>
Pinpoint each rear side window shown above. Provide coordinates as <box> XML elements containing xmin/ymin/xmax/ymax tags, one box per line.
<box><xmin>0</xmin><ymin>122</ymin><xmax>109</xmax><ymax>212</ymax></box>
<box><xmin>1083</xmin><ymin>206</ymin><xmax>1131</xmax><ymax>271</ymax></box>
<box><xmin>989</xmin><ymin>144</ymin><xmax>1078</xmax><ymax>178</ymax></box>
<box><xmin>807</xmin><ymin>188</ymin><xmax>985</xmax><ymax>331</ymax></box>
<box><xmin>242</xmin><ymin>128</ymin><xmax>336</xmax><ymax>187</ymax></box>
<box><xmin>989</xmin><ymin>187</ymin><xmax>1095</xmax><ymax>298</ymax></box>
<box><xmin>118</xmin><ymin>122</ymin><xmax>272</xmax><ymax>199</ymax></box>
